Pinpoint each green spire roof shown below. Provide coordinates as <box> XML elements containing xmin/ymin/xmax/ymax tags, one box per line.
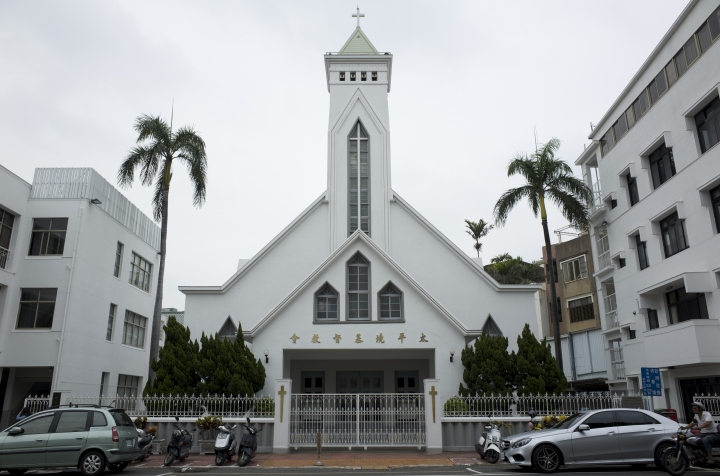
<box><xmin>338</xmin><ymin>27</ymin><xmax>378</xmax><ymax>55</ymax></box>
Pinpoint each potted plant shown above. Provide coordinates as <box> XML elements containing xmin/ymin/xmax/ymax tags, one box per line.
<box><xmin>196</xmin><ymin>415</ymin><xmax>223</xmax><ymax>454</ymax></box>
<box><xmin>134</xmin><ymin>416</ymin><xmax>148</xmax><ymax>429</ymax></box>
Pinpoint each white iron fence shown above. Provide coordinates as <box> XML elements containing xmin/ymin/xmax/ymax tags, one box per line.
<box><xmin>22</xmin><ymin>395</ymin><xmax>50</xmax><ymax>414</ymax></box>
<box><xmin>695</xmin><ymin>394</ymin><xmax>720</xmax><ymax>416</ymax></box>
<box><xmin>24</xmin><ymin>394</ymin><xmax>274</xmax><ymax>418</ymax></box>
<box><xmin>290</xmin><ymin>393</ymin><xmax>425</xmax><ymax>447</ymax></box>
<box><xmin>442</xmin><ymin>392</ymin><xmax>652</xmax><ymax>418</ymax></box>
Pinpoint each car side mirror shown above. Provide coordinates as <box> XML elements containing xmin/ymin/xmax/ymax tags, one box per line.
<box><xmin>8</xmin><ymin>427</ymin><xmax>24</xmax><ymax>436</ymax></box>
<box><xmin>577</xmin><ymin>424</ymin><xmax>590</xmax><ymax>432</ymax></box>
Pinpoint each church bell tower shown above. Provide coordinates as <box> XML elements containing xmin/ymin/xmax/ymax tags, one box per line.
<box><xmin>324</xmin><ymin>8</ymin><xmax>393</xmax><ymax>252</ymax></box>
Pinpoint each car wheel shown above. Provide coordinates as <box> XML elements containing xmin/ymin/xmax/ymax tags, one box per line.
<box><xmin>79</xmin><ymin>450</ymin><xmax>105</xmax><ymax>476</ymax></box>
<box><xmin>654</xmin><ymin>442</ymin><xmax>673</xmax><ymax>469</ymax></box>
<box><xmin>8</xmin><ymin>470</ymin><xmax>28</xmax><ymax>476</ymax></box>
<box><xmin>108</xmin><ymin>461</ymin><xmax>129</xmax><ymax>473</ymax></box>
<box><xmin>532</xmin><ymin>444</ymin><xmax>561</xmax><ymax>474</ymax></box>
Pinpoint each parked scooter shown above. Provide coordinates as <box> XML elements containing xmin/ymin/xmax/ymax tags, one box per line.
<box><xmin>135</xmin><ymin>427</ymin><xmax>154</xmax><ymax>461</ymax></box>
<box><xmin>662</xmin><ymin>428</ymin><xmax>720</xmax><ymax>475</ymax></box>
<box><xmin>164</xmin><ymin>416</ymin><xmax>195</xmax><ymax>466</ymax></box>
<box><xmin>237</xmin><ymin>416</ymin><xmax>262</xmax><ymax>467</ymax></box>
<box><xmin>475</xmin><ymin>422</ymin><xmax>502</xmax><ymax>464</ymax></box>
<box><xmin>214</xmin><ymin>423</ymin><xmax>238</xmax><ymax>466</ymax></box>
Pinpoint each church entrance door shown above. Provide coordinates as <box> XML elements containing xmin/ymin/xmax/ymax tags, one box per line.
<box><xmin>337</xmin><ymin>371</ymin><xmax>383</xmax><ymax>393</ymax></box>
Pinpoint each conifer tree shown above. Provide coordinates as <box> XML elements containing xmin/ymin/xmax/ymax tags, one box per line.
<box><xmin>197</xmin><ymin>322</ymin><xmax>266</xmax><ymax>396</ymax></box>
<box><xmin>144</xmin><ymin>316</ymin><xmax>200</xmax><ymax>396</ymax></box>
<box><xmin>514</xmin><ymin>324</ymin><xmax>567</xmax><ymax>395</ymax></box>
<box><xmin>458</xmin><ymin>333</ymin><xmax>515</xmax><ymax>396</ymax></box>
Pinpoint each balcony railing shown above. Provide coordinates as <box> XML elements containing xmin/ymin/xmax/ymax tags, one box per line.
<box><xmin>604</xmin><ymin>293</ymin><xmax>619</xmax><ymax>328</ymax></box>
<box><xmin>0</xmin><ymin>247</ymin><xmax>8</xmax><ymax>270</ymax></box>
<box><xmin>591</xmin><ymin>182</ymin><xmax>603</xmax><ymax>210</ymax></box>
<box><xmin>596</xmin><ymin>234</ymin><xmax>611</xmax><ymax>270</ymax></box>
<box><xmin>610</xmin><ymin>346</ymin><xmax>625</xmax><ymax>380</ymax></box>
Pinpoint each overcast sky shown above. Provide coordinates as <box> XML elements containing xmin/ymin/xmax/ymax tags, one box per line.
<box><xmin>1</xmin><ymin>0</ymin><xmax>688</xmax><ymax>309</ymax></box>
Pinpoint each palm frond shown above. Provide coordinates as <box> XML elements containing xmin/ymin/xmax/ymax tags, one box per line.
<box><xmin>493</xmin><ymin>185</ymin><xmax>534</xmax><ymax>226</ymax></box>
<box><xmin>118</xmin><ymin>146</ymin><xmax>151</xmax><ymax>188</ymax></box>
<box><xmin>135</xmin><ymin>115</ymin><xmax>171</xmax><ymax>145</ymax></box>
<box><xmin>173</xmin><ymin>127</ymin><xmax>208</xmax><ymax>208</ymax></box>
<box><xmin>545</xmin><ymin>187</ymin><xmax>590</xmax><ymax>228</ymax></box>
<box><xmin>151</xmin><ymin>172</ymin><xmax>165</xmax><ymax>222</ymax></box>
<box><xmin>547</xmin><ymin>173</ymin><xmax>593</xmax><ymax>207</ymax></box>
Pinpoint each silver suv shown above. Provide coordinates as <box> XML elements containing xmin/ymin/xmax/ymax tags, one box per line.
<box><xmin>0</xmin><ymin>405</ymin><xmax>139</xmax><ymax>476</ymax></box>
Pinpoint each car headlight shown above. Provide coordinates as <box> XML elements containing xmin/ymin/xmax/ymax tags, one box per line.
<box><xmin>512</xmin><ymin>438</ymin><xmax>532</xmax><ymax>449</ymax></box>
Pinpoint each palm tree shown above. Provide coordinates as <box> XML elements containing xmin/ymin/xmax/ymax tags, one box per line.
<box><xmin>485</xmin><ymin>254</ymin><xmax>545</xmax><ymax>285</ymax></box>
<box><xmin>118</xmin><ymin>114</ymin><xmax>208</xmax><ymax>383</ymax></box>
<box><xmin>464</xmin><ymin>219</ymin><xmax>494</xmax><ymax>257</ymax></box>
<box><xmin>492</xmin><ymin>138</ymin><xmax>592</xmax><ymax>371</ymax></box>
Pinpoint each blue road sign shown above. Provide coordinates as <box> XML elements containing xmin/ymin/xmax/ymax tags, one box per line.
<box><xmin>641</xmin><ymin>367</ymin><xmax>662</xmax><ymax>397</ymax></box>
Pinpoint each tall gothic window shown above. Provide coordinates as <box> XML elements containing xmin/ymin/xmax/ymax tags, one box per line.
<box><xmin>348</xmin><ymin>121</ymin><xmax>370</xmax><ymax>236</ymax></box>
<box><xmin>347</xmin><ymin>253</ymin><xmax>370</xmax><ymax>320</ymax></box>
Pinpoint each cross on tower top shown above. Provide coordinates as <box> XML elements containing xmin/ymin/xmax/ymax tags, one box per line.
<box><xmin>352</xmin><ymin>6</ymin><xmax>364</xmax><ymax>28</ymax></box>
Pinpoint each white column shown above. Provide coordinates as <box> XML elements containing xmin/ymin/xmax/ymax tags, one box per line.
<box><xmin>423</xmin><ymin>378</ymin><xmax>442</xmax><ymax>453</ymax></box>
<box><xmin>272</xmin><ymin>379</ymin><xmax>292</xmax><ymax>453</ymax></box>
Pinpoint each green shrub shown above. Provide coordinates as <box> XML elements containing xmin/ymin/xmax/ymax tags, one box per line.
<box><xmin>443</xmin><ymin>396</ymin><xmax>469</xmax><ymax>416</ymax></box>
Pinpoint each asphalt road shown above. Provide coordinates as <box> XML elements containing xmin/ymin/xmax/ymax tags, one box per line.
<box><xmin>24</xmin><ymin>465</ymin><xmax>715</xmax><ymax>476</ymax></box>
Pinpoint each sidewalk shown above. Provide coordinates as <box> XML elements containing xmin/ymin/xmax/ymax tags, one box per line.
<box><xmin>128</xmin><ymin>451</ymin><xmax>490</xmax><ymax>469</ymax></box>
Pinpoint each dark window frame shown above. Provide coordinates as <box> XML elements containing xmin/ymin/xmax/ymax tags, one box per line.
<box><xmin>347</xmin><ymin>253</ymin><xmax>371</xmax><ymax>321</ymax></box>
<box><xmin>567</xmin><ymin>296</ymin><xmax>595</xmax><ymax>323</ymax></box>
<box><xmin>660</xmin><ymin>212</ymin><xmax>689</xmax><ymax>258</ymax></box>
<box><xmin>635</xmin><ymin>235</ymin><xmax>649</xmax><ymax>270</ymax></box>
<box><xmin>16</xmin><ymin>288</ymin><xmax>57</xmax><ymax>329</ymax></box>
<box><xmin>648</xmin><ymin>143</ymin><xmax>676</xmax><ymax>189</ymax></box>
<box><xmin>695</xmin><ymin>96</ymin><xmax>720</xmax><ymax>154</ymax></box>
<box><xmin>378</xmin><ymin>282</ymin><xmax>403</xmax><ymax>321</ymax></box>
<box><xmin>648</xmin><ymin>309</ymin><xmax>659</xmax><ymax>330</ymax></box>
<box><xmin>626</xmin><ymin>174</ymin><xmax>639</xmax><ymax>206</ymax></box>
<box><xmin>28</xmin><ymin>217</ymin><xmax>68</xmax><ymax>256</ymax></box>
<box><xmin>666</xmin><ymin>287</ymin><xmax>709</xmax><ymax>324</ymax></box>
<box><xmin>711</xmin><ymin>185</ymin><xmax>720</xmax><ymax>234</ymax></box>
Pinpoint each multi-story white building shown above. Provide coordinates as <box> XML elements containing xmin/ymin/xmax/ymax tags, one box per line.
<box><xmin>576</xmin><ymin>0</ymin><xmax>720</xmax><ymax>421</ymax></box>
<box><xmin>0</xmin><ymin>166</ymin><xmax>159</xmax><ymax>428</ymax></box>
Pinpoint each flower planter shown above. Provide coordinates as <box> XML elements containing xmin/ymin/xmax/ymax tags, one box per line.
<box><xmin>199</xmin><ymin>439</ymin><xmax>216</xmax><ymax>455</ymax></box>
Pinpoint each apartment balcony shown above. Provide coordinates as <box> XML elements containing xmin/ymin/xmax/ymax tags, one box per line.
<box><xmin>0</xmin><ymin>246</ymin><xmax>8</xmax><ymax>270</ymax></box>
<box><xmin>644</xmin><ymin>319</ymin><xmax>720</xmax><ymax>368</ymax></box>
<box><xmin>604</xmin><ymin>294</ymin><xmax>619</xmax><ymax>329</ymax></box>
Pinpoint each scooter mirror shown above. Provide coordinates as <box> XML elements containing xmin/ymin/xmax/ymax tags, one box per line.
<box><xmin>247</xmin><ymin>416</ymin><xmax>251</xmax><ymax>425</ymax></box>
<box><xmin>484</xmin><ymin>425</ymin><xmax>492</xmax><ymax>430</ymax></box>
<box><xmin>174</xmin><ymin>416</ymin><xmax>179</xmax><ymax>422</ymax></box>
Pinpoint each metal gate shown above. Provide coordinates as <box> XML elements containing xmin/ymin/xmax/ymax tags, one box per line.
<box><xmin>290</xmin><ymin>393</ymin><xmax>425</xmax><ymax>447</ymax></box>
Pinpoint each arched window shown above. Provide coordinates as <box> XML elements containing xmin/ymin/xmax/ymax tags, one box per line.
<box><xmin>481</xmin><ymin>315</ymin><xmax>502</xmax><ymax>337</ymax></box>
<box><xmin>348</xmin><ymin>121</ymin><xmax>370</xmax><ymax>236</ymax></box>
<box><xmin>347</xmin><ymin>253</ymin><xmax>370</xmax><ymax>320</ymax></box>
<box><xmin>378</xmin><ymin>282</ymin><xmax>403</xmax><ymax>320</ymax></box>
<box><xmin>315</xmin><ymin>283</ymin><xmax>339</xmax><ymax>321</ymax></box>
<box><xmin>219</xmin><ymin>316</ymin><xmax>238</xmax><ymax>342</ymax></box>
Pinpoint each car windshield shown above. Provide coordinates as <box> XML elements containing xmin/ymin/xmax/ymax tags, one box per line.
<box><xmin>552</xmin><ymin>413</ymin><xmax>585</xmax><ymax>429</ymax></box>
<box><xmin>109</xmin><ymin>410</ymin><xmax>134</xmax><ymax>427</ymax></box>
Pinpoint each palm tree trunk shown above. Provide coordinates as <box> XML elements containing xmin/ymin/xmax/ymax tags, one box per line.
<box><xmin>148</xmin><ymin>184</ymin><xmax>169</xmax><ymax>384</ymax></box>
<box><xmin>540</xmin><ymin>198</ymin><xmax>563</xmax><ymax>372</ymax></box>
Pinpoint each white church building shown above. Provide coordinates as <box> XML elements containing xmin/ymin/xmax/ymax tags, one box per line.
<box><xmin>181</xmin><ymin>22</ymin><xmax>540</xmax><ymax>398</ymax></box>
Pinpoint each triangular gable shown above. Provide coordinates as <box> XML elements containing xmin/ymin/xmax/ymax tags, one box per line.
<box><xmin>246</xmin><ymin>230</ymin><xmax>479</xmax><ymax>337</ymax></box>
<box><xmin>481</xmin><ymin>314</ymin><xmax>503</xmax><ymax>337</ymax></box>
<box><xmin>338</xmin><ymin>27</ymin><xmax>378</xmax><ymax>55</ymax></box>
<box><xmin>219</xmin><ymin>316</ymin><xmax>238</xmax><ymax>340</ymax></box>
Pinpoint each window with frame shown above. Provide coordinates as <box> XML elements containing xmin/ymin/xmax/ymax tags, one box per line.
<box><xmin>348</xmin><ymin>122</ymin><xmax>370</xmax><ymax>236</ymax></box>
<box><xmin>122</xmin><ymin>310</ymin><xmax>147</xmax><ymax>348</ymax></box>
<box><xmin>648</xmin><ymin>143</ymin><xmax>676</xmax><ymax>189</ymax></box>
<box><xmin>106</xmin><ymin>303</ymin><xmax>116</xmax><ymax>341</ymax></box>
<box><xmin>113</xmin><ymin>242</ymin><xmax>123</xmax><ymax>278</ymax></box>
<box><xmin>695</xmin><ymin>96</ymin><xmax>720</xmax><ymax>154</ymax></box>
<box><xmin>315</xmin><ymin>284</ymin><xmax>339</xmax><ymax>321</ymax></box>
<box><xmin>17</xmin><ymin>288</ymin><xmax>57</xmax><ymax>329</ymax></box>
<box><xmin>117</xmin><ymin>374</ymin><xmax>141</xmax><ymax>410</ymax></box>
<box><xmin>666</xmin><ymin>287</ymin><xmax>709</xmax><ymax>324</ymax></box>
<box><xmin>711</xmin><ymin>185</ymin><xmax>720</xmax><ymax>234</ymax></box>
<box><xmin>378</xmin><ymin>282</ymin><xmax>402</xmax><ymax>320</ymax></box>
<box><xmin>648</xmin><ymin>309</ymin><xmax>659</xmax><ymax>330</ymax></box>
<box><xmin>626</xmin><ymin>174</ymin><xmax>639</xmax><ymax>206</ymax></box>
<box><xmin>567</xmin><ymin>296</ymin><xmax>594</xmax><ymax>323</ymax></box>
<box><xmin>128</xmin><ymin>253</ymin><xmax>152</xmax><ymax>292</ymax></box>
<box><xmin>660</xmin><ymin>212</ymin><xmax>688</xmax><ymax>258</ymax></box>
<box><xmin>635</xmin><ymin>235</ymin><xmax>649</xmax><ymax>270</ymax></box>
<box><xmin>0</xmin><ymin>208</ymin><xmax>14</xmax><ymax>254</ymax></box>
<box><xmin>561</xmin><ymin>255</ymin><xmax>587</xmax><ymax>282</ymax></box>
<box><xmin>347</xmin><ymin>253</ymin><xmax>370</xmax><ymax>320</ymax></box>
<box><xmin>28</xmin><ymin>218</ymin><xmax>67</xmax><ymax>256</ymax></box>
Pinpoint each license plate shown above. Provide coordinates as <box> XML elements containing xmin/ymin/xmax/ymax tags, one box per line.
<box><xmin>126</xmin><ymin>440</ymin><xmax>133</xmax><ymax>447</ymax></box>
